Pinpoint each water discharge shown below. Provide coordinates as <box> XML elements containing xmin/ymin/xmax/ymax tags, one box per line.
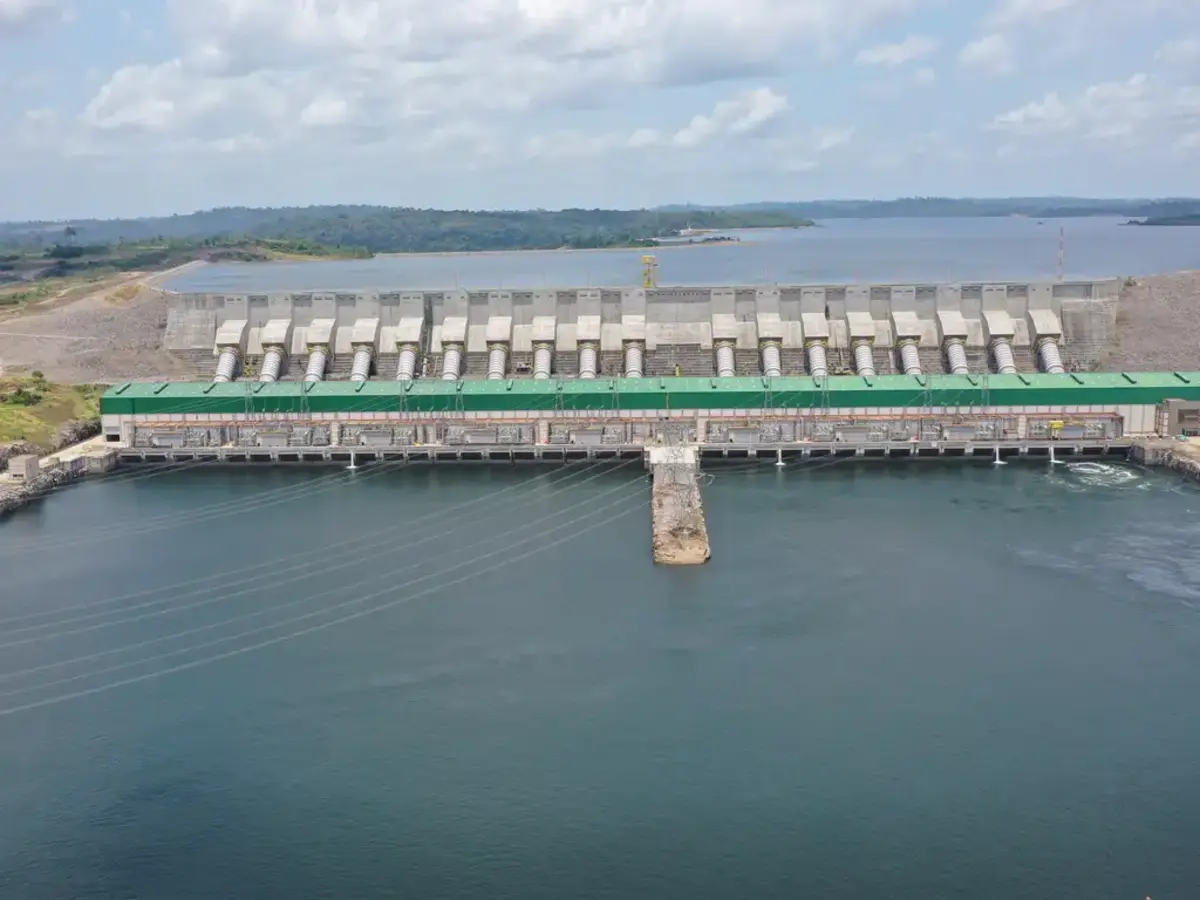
<box><xmin>1</xmin><ymin>462</ymin><xmax>1198</xmax><ymax>899</ymax></box>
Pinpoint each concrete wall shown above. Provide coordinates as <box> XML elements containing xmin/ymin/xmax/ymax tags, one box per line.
<box><xmin>164</xmin><ymin>280</ymin><xmax>1120</xmax><ymax>376</ymax></box>
<box><xmin>109</xmin><ymin>404</ymin><xmax>1148</xmax><ymax>450</ymax></box>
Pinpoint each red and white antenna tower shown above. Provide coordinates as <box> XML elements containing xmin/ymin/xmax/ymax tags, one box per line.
<box><xmin>1057</xmin><ymin>226</ymin><xmax>1065</xmax><ymax>281</ymax></box>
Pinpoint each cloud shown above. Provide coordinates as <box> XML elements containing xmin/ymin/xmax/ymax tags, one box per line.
<box><xmin>854</xmin><ymin>34</ymin><xmax>937</xmax><ymax>66</ymax></box>
<box><xmin>514</xmin><ymin>95</ymin><xmax>850</xmax><ymax>179</ymax></box>
<box><xmin>759</xmin><ymin>126</ymin><xmax>855</xmax><ymax>173</ymax></box>
<box><xmin>1157</xmin><ymin>36</ymin><xmax>1200</xmax><ymax>68</ymax></box>
<box><xmin>985</xmin><ymin>0</ymin><xmax>1081</xmax><ymax>28</ymax></box>
<box><xmin>985</xmin><ymin>0</ymin><xmax>1200</xmax><ymax>37</ymax></box>
<box><xmin>518</xmin><ymin>87</ymin><xmax>797</xmax><ymax>162</ymax></box>
<box><xmin>971</xmin><ymin>0</ymin><xmax>1200</xmax><ymax>66</ymax></box>
<box><xmin>72</xmin><ymin>0</ymin><xmax>916</xmax><ymax>152</ymax></box>
<box><xmin>958</xmin><ymin>34</ymin><xmax>1013</xmax><ymax>73</ymax></box>
<box><xmin>988</xmin><ymin>92</ymin><xmax>1074</xmax><ymax>136</ymax></box>
<box><xmin>867</xmin><ymin>130</ymin><xmax>965</xmax><ymax>169</ymax></box>
<box><xmin>0</xmin><ymin>0</ymin><xmax>64</xmax><ymax>34</ymax></box>
<box><xmin>986</xmin><ymin>73</ymin><xmax>1200</xmax><ymax>155</ymax></box>
<box><xmin>861</xmin><ymin>65</ymin><xmax>936</xmax><ymax>99</ymax></box>
<box><xmin>670</xmin><ymin>88</ymin><xmax>789</xmax><ymax>148</ymax></box>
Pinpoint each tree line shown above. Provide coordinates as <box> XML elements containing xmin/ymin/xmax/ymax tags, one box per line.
<box><xmin>659</xmin><ymin>197</ymin><xmax>1200</xmax><ymax>220</ymax></box>
<box><xmin>0</xmin><ymin>206</ymin><xmax>812</xmax><ymax>255</ymax></box>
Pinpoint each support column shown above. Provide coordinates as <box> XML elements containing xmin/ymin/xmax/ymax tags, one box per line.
<box><xmin>303</xmin><ymin>345</ymin><xmax>328</xmax><ymax>382</ymax></box>
<box><xmin>213</xmin><ymin>346</ymin><xmax>239</xmax><ymax>383</ymax></box>
<box><xmin>991</xmin><ymin>338</ymin><xmax>1018</xmax><ymax>374</ymax></box>
<box><xmin>578</xmin><ymin>341</ymin><xmax>598</xmax><ymax>379</ymax></box>
<box><xmin>806</xmin><ymin>339</ymin><xmax>829</xmax><ymax>377</ymax></box>
<box><xmin>258</xmin><ymin>345</ymin><xmax>285</xmax><ymax>382</ymax></box>
<box><xmin>486</xmin><ymin>342</ymin><xmax>508</xmax><ymax>380</ymax></box>
<box><xmin>715</xmin><ymin>340</ymin><xmax>736</xmax><ymax>377</ymax></box>
<box><xmin>944</xmin><ymin>338</ymin><xmax>969</xmax><ymax>375</ymax></box>
<box><xmin>441</xmin><ymin>343</ymin><xmax>464</xmax><ymax>380</ymax></box>
<box><xmin>623</xmin><ymin>341</ymin><xmax>645</xmax><ymax>378</ymax></box>
<box><xmin>533</xmin><ymin>342</ymin><xmax>553</xmax><ymax>379</ymax></box>
<box><xmin>349</xmin><ymin>345</ymin><xmax>373</xmax><ymax>382</ymax></box>
<box><xmin>395</xmin><ymin>343</ymin><xmax>418</xmax><ymax>381</ymax></box>
<box><xmin>760</xmin><ymin>340</ymin><xmax>782</xmax><ymax>377</ymax></box>
<box><xmin>648</xmin><ymin>445</ymin><xmax>710</xmax><ymax>565</ymax></box>
<box><xmin>851</xmin><ymin>339</ymin><xmax>875</xmax><ymax>376</ymax></box>
<box><xmin>1037</xmin><ymin>337</ymin><xmax>1066</xmax><ymax>374</ymax></box>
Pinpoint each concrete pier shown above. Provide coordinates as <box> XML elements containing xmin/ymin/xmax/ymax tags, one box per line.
<box><xmin>1130</xmin><ymin>437</ymin><xmax>1200</xmax><ymax>481</ymax></box>
<box><xmin>0</xmin><ymin>437</ymin><xmax>119</xmax><ymax>519</ymax></box>
<box><xmin>647</xmin><ymin>445</ymin><xmax>710</xmax><ymax>565</ymax></box>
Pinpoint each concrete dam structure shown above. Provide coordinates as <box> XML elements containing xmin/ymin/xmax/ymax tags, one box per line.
<box><xmin>117</xmin><ymin>276</ymin><xmax>1180</xmax><ymax>466</ymax></box>
<box><xmin>162</xmin><ymin>279</ymin><xmax>1121</xmax><ymax>383</ymax></box>
<box><xmin>100</xmin><ymin>275</ymin><xmax>1200</xmax><ymax>565</ymax></box>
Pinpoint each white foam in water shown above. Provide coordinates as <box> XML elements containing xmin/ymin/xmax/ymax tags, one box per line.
<box><xmin>1064</xmin><ymin>461</ymin><xmax>1141</xmax><ymax>489</ymax></box>
<box><xmin>1060</xmin><ymin>465</ymin><xmax>1142</xmax><ymax>494</ymax></box>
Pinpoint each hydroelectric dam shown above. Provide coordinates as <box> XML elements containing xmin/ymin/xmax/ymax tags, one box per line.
<box><xmin>91</xmin><ymin>276</ymin><xmax>1200</xmax><ymax>563</ymax></box>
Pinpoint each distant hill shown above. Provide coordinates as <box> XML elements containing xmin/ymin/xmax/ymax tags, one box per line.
<box><xmin>0</xmin><ymin>206</ymin><xmax>811</xmax><ymax>254</ymax></box>
<box><xmin>656</xmin><ymin>197</ymin><xmax>1200</xmax><ymax>220</ymax></box>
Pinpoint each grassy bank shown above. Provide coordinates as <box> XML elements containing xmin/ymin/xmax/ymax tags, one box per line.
<box><xmin>0</xmin><ymin>376</ymin><xmax>101</xmax><ymax>448</ymax></box>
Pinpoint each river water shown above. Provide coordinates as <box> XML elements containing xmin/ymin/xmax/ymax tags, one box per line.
<box><xmin>1</xmin><ymin>457</ymin><xmax>1199</xmax><ymax>898</ymax></box>
<box><xmin>165</xmin><ymin>216</ymin><xmax>1200</xmax><ymax>292</ymax></box>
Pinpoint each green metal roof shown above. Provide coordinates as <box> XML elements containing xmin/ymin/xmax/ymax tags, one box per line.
<box><xmin>101</xmin><ymin>372</ymin><xmax>1200</xmax><ymax>417</ymax></box>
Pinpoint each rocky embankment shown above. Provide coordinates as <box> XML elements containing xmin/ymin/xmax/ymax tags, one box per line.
<box><xmin>1132</xmin><ymin>439</ymin><xmax>1200</xmax><ymax>482</ymax></box>
<box><xmin>1106</xmin><ymin>271</ymin><xmax>1200</xmax><ymax>371</ymax></box>
<box><xmin>0</xmin><ymin>418</ymin><xmax>101</xmax><ymax>519</ymax></box>
<box><xmin>0</xmin><ymin>466</ymin><xmax>77</xmax><ymax>518</ymax></box>
<box><xmin>0</xmin><ymin>440</ymin><xmax>39</xmax><ymax>470</ymax></box>
<box><xmin>51</xmin><ymin>418</ymin><xmax>101</xmax><ymax>449</ymax></box>
<box><xmin>0</xmin><ymin>418</ymin><xmax>100</xmax><ymax>471</ymax></box>
<box><xmin>650</xmin><ymin>461</ymin><xmax>711</xmax><ymax>565</ymax></box>
<box><xmin>0</xmin><ymin>284</ymin><xmax>188</xmax><ymax>383</ymax></box>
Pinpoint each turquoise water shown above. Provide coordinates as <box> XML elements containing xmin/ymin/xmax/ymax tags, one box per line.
<box><xmin>1</xmin><ymin>458</ymin><xmax>1199</xmax><ymax>898</ymax></box>
<box><xmin>166</xmin><ymin>216</ymin><xmax>1200</xmax><ymax>292</ymax></box>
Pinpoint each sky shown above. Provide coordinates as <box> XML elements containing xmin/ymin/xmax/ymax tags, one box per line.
<box><xmin>1</xmin><ymin>0</ymin><xmax>1199</xmax><ymax>220</ymax></box>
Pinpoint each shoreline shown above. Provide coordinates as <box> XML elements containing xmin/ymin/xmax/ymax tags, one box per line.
<box><xmin>149</xmin><ymin>240</ymin><xmax>757</xmax><ymax>268</ymax></box>
<box><xmin>373</xmin><ymin>239</ymin><xmax>752</xmax><ymax>261</ymax></box>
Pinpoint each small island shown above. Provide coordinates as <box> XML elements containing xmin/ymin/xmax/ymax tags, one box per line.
<box><xmin>1125</xmin><ymin>214</ymin><xmax>1200</xmax><ymax>226</ymax></box>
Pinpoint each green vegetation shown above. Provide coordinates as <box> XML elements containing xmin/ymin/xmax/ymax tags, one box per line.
<box><xmin>0</xmin><ymin>206</ymin><xmax>812</xmax><ymax>257</ymax></box>
<box><xmin>0</xmin><ymin>375</ymin><xmax>101</xmax><ymax>448</ymax></box>
<box><xmin>0</xmin><ymin>234</ymin><xmax>370</xmax><ymax>307</ymax></box>
<box><xmin>0</xmin><ymin>206</ymin><xmax>810</xmax><ymax>310</ymax></box>
<box><xmin>1127</xmin><ymin>214</ymin><xmax>1200</xmax><ymax>226</ymax></box>
<box><xmin>658</xmin><ymin>197</ymin><xmax>1200</xmax><ymax>220</ymax></box>
<box><xmin>0</xmin><ymin>234</ymin><xmax>368</xmax><ymax>290</ymax></box>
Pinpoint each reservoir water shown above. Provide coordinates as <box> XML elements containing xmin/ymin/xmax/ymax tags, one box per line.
<box><xmin>165</xmin><ymin>216</ymin><xmax>1200</xmax><ymax>293</ymax></box>
<box><xmin>2</xmin><ymin>458</ymin><xmax>1199</xmax><ymax>898</ymax></box>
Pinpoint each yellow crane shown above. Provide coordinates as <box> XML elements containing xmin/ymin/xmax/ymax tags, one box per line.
<box><xmin>641</xmin><ymin>254</ymin><xmax>658</xmax><ymax>288</ymax></box>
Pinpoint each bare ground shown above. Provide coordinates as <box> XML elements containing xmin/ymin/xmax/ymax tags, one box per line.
<box><xmin>0</xmin><ymin>278</ymin><xmax>189</xmax><ymax>384</ymax></box>
<box><xmin>1</xmin><ymin>267</ymin><xmax>1198</xmax><ymax>384</ymax></box>
<box><xmin>1102</xmin><ymin>271</ymin><xmax>1200</xmax><ymax>372</ymax></box>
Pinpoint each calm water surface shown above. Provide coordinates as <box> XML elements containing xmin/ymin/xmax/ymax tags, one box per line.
<box><xmin>1</xmin><ymin>459</ymin><xmax>1199</xmax><ymax>898</ymax></box>
<box><xmin>166</xmin><ymin>216</ymin><xmax>1200</xmax><ymax>292</ymax></box>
